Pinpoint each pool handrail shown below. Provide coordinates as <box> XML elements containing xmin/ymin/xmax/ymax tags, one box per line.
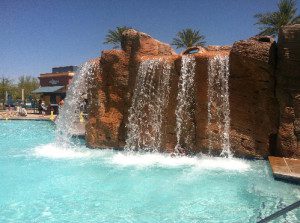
<box><xmin>257</xmin><ymin>200</ymin><xmax>300</xmax><ymax>223</ymax></box>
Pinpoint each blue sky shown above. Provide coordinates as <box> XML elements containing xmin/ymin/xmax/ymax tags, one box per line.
<box><xmin>1</xmin><ymin>0</ymin><xmax>299</xmax><ymax>77</ymax></box>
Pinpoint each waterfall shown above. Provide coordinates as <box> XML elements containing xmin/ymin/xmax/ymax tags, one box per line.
<box><xmin>207</xmin><ymin>55</ymin><xmax>231</xmax><ymax>157</ymax></box>
<box><xmin>175</xmin><ymin>55</ymin><xmax>196</xmax><ymax>153</ymax></box>
<box><xmin>125</xmin><ymin>59</ymin><xmax>172</xmax><ymax>151</ymax></box>
<box><xmin>55</xmin><ymin>61</ymin><xmax>95</xmax><ymax>143</ymax></box>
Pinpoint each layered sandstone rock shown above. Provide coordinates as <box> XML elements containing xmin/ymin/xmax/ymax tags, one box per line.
<box><xmin>229</xmin><ymin>36</ymin><xmax>278</xmax><ymax>158</ymax></box>
<box><xmin>86</xmin><ymin>26</ymin><xmax>300</xmax><ymax>159</ymax></box>
<box><xmin>86</xmin><ymin>50</ymin><xmax>129</xmax><ymax>148</ymax></box>
<box><xmin>122</xmin><ymin>29</ymin><xmax>176</xmax><ymax>57</ymax></box>
<box><xmin>86</xmin><ymin>30</ymin><xmax>175</xmax><ymax>148</ymax></box>
<box><xmin>276</xmin><ymin>24</ymin><xmax>300</xmax><ymax>157</ymax></box>
<box><xmin>146</xmin><ymin>47</ymin><xmax>231</xmax><ymax>154</ymax></box>
<box><xmin>193</xmin><ymin>48</ymin><xmax>231</xmax><ymax>155</ymax></box>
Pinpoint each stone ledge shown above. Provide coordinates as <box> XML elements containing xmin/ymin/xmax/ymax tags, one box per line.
<box><xmin>269</xmin><ymin>156</ymin><xmax>300</xmax><ymax>183</ymax></box>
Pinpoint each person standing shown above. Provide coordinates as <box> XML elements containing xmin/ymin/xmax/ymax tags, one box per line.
<box><xmin>41</xmin><ymin>101</ymin><xmax>47</xmax><ymax>117</ymax></box>
<box><xmin>38</xmin><ymin>99</ymin><xmax>42</xmax><ymax>114</ymax></box>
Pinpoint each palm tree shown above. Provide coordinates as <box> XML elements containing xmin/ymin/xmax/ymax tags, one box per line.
<box><xmin>255</xmin><ymin>0</ymin><xmax>300</xmax><ymax>36</ymax></box>
<box><xmin>171</xmin><ymin>28</ymin><xmax>206</xmax><ymax>49</ymax></box>
<box><xmin>103</xmin><ymin>26</ymin><xmax>131</xmax><ymax>49</ymax></box>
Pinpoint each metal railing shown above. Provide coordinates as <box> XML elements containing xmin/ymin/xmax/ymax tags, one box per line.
<box><xmin>257</xmin><ymin>200</ymin><xmax>300</xmax><ymax>223</ymax></box>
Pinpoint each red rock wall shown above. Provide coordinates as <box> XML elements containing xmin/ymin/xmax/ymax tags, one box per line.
<box><xmin>229</xmin><ymin>36</ymin><xmax>278</xmax><ymax>158</ymax></box>
<box><xmin>194</xmin><ymin>50</ymin><xmax>231</xmax><ymax>155</ymax></box>
<box><xmin>86</xmin><ymin>50</ymin><xmax>130</xmax><ymax>148</ymax></box>
<box><xmin>86</xmin><ymin>26</ymin><xmax>300</xmax><ymax>159</ymax></box>
<box><xmin>86</xmin><ymin>30</ymin><xmax>176</xmax><ymax>149</ymax></box>
<box><xmin>276</xmin><ymin>25</ymin><xmax>300</xmax><ymax>157</ymax></box>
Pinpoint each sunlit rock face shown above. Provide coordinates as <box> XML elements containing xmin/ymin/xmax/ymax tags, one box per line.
<box><xmin>86</xmin><ymin>26</ymin><xmax>300</xmax><ymax>159</ymax></box>
<box><xmin>85</xmin><ymin>50</ymin><xmax>129</xmax><ymax>148</ymax></box>
<box><xmin>228</xmin><ymin>36</ymin><xmax>278</xmax><ymax>158</ymax></box>
<box><xmin>121</xmin><ymin>29</ymin><xmax>177</xmax><ymax>57</ymax></box>
<box><xmin>191</xmin><ymin>48</ymin><xmax>231</xmax><ymax>156</ymax></box>
<box><xmin>86</xmin><ymin>30</ymin><xmax>176</xmax><ymax>149</ymax></box>
<box><xmin>276</xmin><ymin>24</ymin><xmax>300</xmax><ymax>158</ymax></box>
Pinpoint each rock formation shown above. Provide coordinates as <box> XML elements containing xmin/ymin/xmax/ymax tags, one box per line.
<box><xmin>86</xmin><ymin>25</ymin><xmax>300</xmax><ymax>159</ymax></box>
<box><xmin>229</xmin><ymin>36</ymin><xmax>278</xmax><ymax>158</ymax></box>
<box><xmin>86</xmin><ymin>30</ymin><xmax>176</xmax><ymax>149</ymax></box>
<box><xmin>276</xmin><ymin>25</ymin><xmax>300</xmax><ymax>158</ymax></box>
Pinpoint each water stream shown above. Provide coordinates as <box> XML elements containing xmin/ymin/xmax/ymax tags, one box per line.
<box><xmin>55</xmin><ymin>61</ymin><xmax>95</xmax><ymax>144</ymax></box>
<box><xmin>175</xmin><ymin>55</ymin><xmax>196</xmax><ymax>153</ymax></box>
<box><xmin>125</xmin><ymin>59</ymin><xmax>172</xmax><ymax>151</ymax></box>
<box><xmin>57</xmin><ymin>55</ymin><xmax>232</xmax><ymax>158</ymax></box>
<box><xmin>207</xmin><ymin>55</ymin><xmax>231</xmax><ymax>157</ymax></box>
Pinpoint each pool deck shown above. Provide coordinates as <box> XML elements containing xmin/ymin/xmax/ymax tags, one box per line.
<box><xmin>0</xmin><ymin>110</ymin><xmax>51</xmax><ymax>120</ymax></box>
<box><xmin>0</xmin><ymin>114</ymin><xmax>51</xmax><ymax>120</ymax></box>
<box><xmin>0</xmin><ymin>111</ymin><xmax>86</xmax><ymax>136</ymax></box>
<box><xmin>268</xmin><ymin>156</ymin><xmax>300</xmax><ymax>183</ymax></box>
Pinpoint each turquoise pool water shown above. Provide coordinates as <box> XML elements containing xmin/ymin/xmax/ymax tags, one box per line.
<box><xmin>0</xmin><ymin>120</ymin><xmax>300</xmax><ymax>223</ymax></box>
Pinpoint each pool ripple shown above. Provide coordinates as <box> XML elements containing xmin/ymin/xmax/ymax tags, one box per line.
<box><xmin>1</xmin><ymin>121</ymin><xmax>300</xmax><ymax>222</ymax></box>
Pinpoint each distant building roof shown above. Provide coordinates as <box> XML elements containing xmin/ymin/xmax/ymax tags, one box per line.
<box><xmin>52</xmin><ymin>66</ymin><xmax>77</xmax><ymax>73</ymax></box>
<box><xmin>37</xmin><ymin>65</ymin><xmax>76</xmax><ymax>89</ymax></box>
<box><xmin>39</xmin><ymin>72</ymin><xmax>75</xmax><ymax>78</ymax></box>
<box><xmin>32</xmin><ymin>86</ymin><xmax>64</xmax><ymax>94</ymax></box>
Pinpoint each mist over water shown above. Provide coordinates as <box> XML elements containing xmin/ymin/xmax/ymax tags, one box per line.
<box><xmin>33</xmin><ymin>142</ymin><xmax>250</xmax><ymax>171</ymax></box>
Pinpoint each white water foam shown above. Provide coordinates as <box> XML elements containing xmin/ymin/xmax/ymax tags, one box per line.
<box><xmin>33</xmin><ymin>143</ymin><xmax>250</xmax><ymax>171</ymax></box>
<box><xmin>33</xmin><ymin>143</ymin><xmax>93</xmax><ymax>159</ymax></box>
<box><xmin>33</xmin><ymin>143</ymin><xmax>112</xmax><ymax>159</ymax></box>
<box><xmin>110</xmin><ymin>152</ymin><xmax>250</xmax><ymax>171</ymax></box>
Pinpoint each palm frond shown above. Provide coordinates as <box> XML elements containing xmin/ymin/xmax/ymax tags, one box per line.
<box><xmin>254</xmin><ymin>0</ymin><xmax>299</xmax><ymax>36</ymax></box>
<box><xmin>103</xmin><ymin>26</ymin><xmax>131</xmax><ymax>49</ymax></box>
<box><xmin>171</xmin><ymin>28</ymin><xmax>206</xmax><ymax>49</ymax></box>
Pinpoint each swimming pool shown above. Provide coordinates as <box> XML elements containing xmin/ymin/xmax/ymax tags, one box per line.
<box><xmin>0</xmin><ymin>120</ymin><xmax>299</xmax><ymax>222</ymax></box>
